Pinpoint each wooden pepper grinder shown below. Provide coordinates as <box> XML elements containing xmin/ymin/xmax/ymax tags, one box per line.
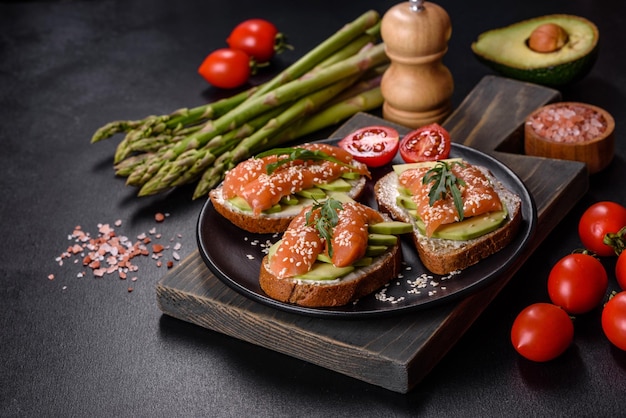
<box><xmin>380</xmin><ymin>0</ymin><xmax>454</xmax><ymax>128</ymax></box>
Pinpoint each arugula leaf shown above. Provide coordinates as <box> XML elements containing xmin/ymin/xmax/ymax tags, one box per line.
<box><xmin>422</xmin><ymin>160</ymin><xmax>467</xmax><ymax>220</ymax></box>
<box><xmin>255</xmin><ymin>147</ymin><xmax>348</xmax><ymax>175</ymax></box>
<box><xmin>306</xmin><ymin>198</ymin><xmax>343</xmax><ymax>257</ymax></box>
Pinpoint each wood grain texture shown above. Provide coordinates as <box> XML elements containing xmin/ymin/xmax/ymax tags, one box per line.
<box><xmin>156</xmin><ymin>76</ymin><xmax>589</xmax><ymax>393</ymax></box>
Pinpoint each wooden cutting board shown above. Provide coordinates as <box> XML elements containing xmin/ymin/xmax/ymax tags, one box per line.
<box><xmin>156</xmin><ymin>76</ymin><xmax>589</xmax><ymax>393</ymax></box>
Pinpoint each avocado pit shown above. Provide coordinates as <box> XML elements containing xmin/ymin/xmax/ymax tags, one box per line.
<box><xmin>528</xmin><ymin>23</ymin><xmax>569</xmax><ymax>53</ymax></box>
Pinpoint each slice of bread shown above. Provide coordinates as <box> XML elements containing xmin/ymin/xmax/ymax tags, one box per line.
<box><xmin>374</xmin><ymin>166</ymin><xmax>522</xmax><ymax>275</ymax></box>
<box><xmin>259</xmin><ymin>242</ymin><xmax>402</xmax><ymax>308</ymax></box>
<box><xmin>209</xmin><ymin>176</ymin><xmax>367</xmax><ymax>234</ymax></box>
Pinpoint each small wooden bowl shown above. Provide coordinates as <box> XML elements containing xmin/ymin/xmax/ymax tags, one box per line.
<box><xmin>524</xmin><ymin>101</ymin><xmax>615</xmax><ymax>174</ymax></box>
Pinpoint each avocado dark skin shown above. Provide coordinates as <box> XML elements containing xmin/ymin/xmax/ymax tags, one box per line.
<box><xmin>471</xmin><ymin>14</ymin><xmax>599</xmax><ymax>87</ymax></box>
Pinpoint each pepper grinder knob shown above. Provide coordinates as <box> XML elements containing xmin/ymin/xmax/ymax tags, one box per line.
<box><xmin>380</xmin><ymin>0</ymin><xmax>454</xmax><ymax>128</ymax></box>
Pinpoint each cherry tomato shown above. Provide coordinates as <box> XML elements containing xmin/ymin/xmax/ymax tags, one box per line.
<box><xmin>338</xmin><ymin>126</ymin><xmax>400</xmax><ymax>168</ymax></box>
<box><xmin>198</xmin><ymin>48</ymin><xmax>251</xmax><ymax>89</ymax></box>
<box><xmin>511</xmin><ymin>303</ymin><xmax>574</xmax><ymax>362</ymax></box>
<box><xmin>616</xmin><ymin>252</ymin><xmax>626</xmax><ymax>290</ymax></box>
<box><xmin>602</xmin><ymin>291</ymin><xmax>626</xmax><ymax>351</ymax></box>
<box><xmin>227</xmin><ymin>19</ymin><xmax>284</xmax><ymax>63</ymax></box>
<box><xmin>578</xmin><ymin>201</ymin><xmax>626</xmax><ymax>257</ymax></box>
<box><xmin>547</xmin><ymin>253</ymin><xmax>608</xmax><ymax>315</ymax></box>
<box><xmin>399</xmin><ymin>123</ymin><xmax>451</xmax><ymax>163</ymax></box>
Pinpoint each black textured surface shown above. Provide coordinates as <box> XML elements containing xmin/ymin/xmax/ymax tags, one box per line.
<box><xmin>2</xmin><ymin>0</ymin><xmax>625</xmax><ymax>416</ymax></box>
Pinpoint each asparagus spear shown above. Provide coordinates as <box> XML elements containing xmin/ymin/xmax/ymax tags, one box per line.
<box><xmin>94</xmin><ymin>10</ymin><xmax>388</xmax><ymax>199</ymax></box>
<box><xmin>248</xmin><ymin>10</ymin><xmax>380</xmax><ymax>98</ymax></box>
<box><xmin>97</xmin><ymin>10</ymin><xmax>382</xmax><ymax>169</ymax></box>
<box><xmin>140</xmin><ymin>74</ymin><xmax>359</xmax><ymax>196</ymax></box>
<box><xmin>190</xmin><ymin>77</ymin><xmax>382</xmax><ymax>199</ymax></box>
<box><xmin>269</xmin><ymin>86</ymin><xmax>383</xmax><ymax>145</ymax></box>
<box><xmin>156</xmin><ymin>106</ymin><xmax>290</xmax><ymax>191</ymax></box>
<box><xmin>91</xmin><ymin>86</ymin><xmax>256</xmax><ymax>144</ymax></box>
<box><xmin>131</xmin><ymin>42</ymin><xmax>388</xmax><ymax>192</ymax></box>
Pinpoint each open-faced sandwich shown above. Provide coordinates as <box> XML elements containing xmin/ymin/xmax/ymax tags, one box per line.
<box><xmin>259</xmin><ymin>198</ymin><xmax>412</xmax><ymax>307</ymax></box>
<box><xmin>375</xmin><ymin>159</ymin><xmax>522</xmax><ymax>275</ymax></box>
<box><xmin>209</xmin><ymin>143</ymin><xmax>370</xmax><ymax>233</ymax></box>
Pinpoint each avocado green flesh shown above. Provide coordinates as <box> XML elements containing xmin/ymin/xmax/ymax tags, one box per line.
<box><xmin>415</xmin><ymin>208</ymin><xmax>508</xmax><ymax>240</ymax></box>
<box><xmin>392</xmin><ymin>158</ymin><xmax>464</xmax><ymax>176</ymax></box>
<box><xmin>368</xmin><ymin>221</ymin><xmax>414</xmax><ymax>235</ymax></box>
<box><xmin>296</xmin><ymin>187</ymin><xmax>327</xmax><ymax>200</ymax></box>
<box><xmin>471</xmin><ymin>14</ymin><xmax>599</xmax><ymax>86</ymax></box>
<box><xmin>316</xmin><ymin>178</ymin><xmax>352</xmax><ymax>192</ymax></box>
<box><xmin>367</xmin><ymin>233</ymin><xmax>398</xmax><ymax>246</ymax></box>
<box><xmin>295</xmin><ymin>263</ymin><xmax>355</xmax><ymax>281</ymax></box>
<box><xmin>398</xmin><ymin>190</ymin><xmax>508</xmax><ymax>241</ymax></box>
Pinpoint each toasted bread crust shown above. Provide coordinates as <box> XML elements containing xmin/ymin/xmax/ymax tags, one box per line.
<box><xmin>374</xmin><ymin>168</ymin><xmax>522</xmax><ymax>275</ymax></box>
<box><xmin>259</xmin><ymin>244</ymin><xmax>402</xmax><ymax>307</ymax></box>
<box><xmin>209</xmin><ymin>177</ymin><xmax>367</xmax><ymax>234</ymax></box>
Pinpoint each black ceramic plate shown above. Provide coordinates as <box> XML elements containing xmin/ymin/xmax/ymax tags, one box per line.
<box><xmin>197</xmin><ymin>141</ymin><xmax>537</xmax><ymax>318</ymax></box>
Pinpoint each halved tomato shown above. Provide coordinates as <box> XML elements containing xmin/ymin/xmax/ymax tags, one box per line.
<box><xmin>399</xmin><ymin>123</ymin><xmax>451</xmax><ymax>163</ymax></box>
<box><xmin>338</xmin><ymin>126</ymin><xmax>400</xmax><ymax>168</ymax></box>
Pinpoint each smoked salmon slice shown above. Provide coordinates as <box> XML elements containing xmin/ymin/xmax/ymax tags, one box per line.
<box><xmin>222</xmin><ymin>143</ymin><xmax>370</xmax><ymax>215</ymax></box>
<box><xmin>268</xmin><ymin>202</ymin><xmax>383</xmax><ymax>278</ymax></box>
<box><xmin>221</xmin><ymin>154</ymin><xmax>278</xmax><ymax>199</ymax></box>
<box><xmin>329</xmin><ymin>202</ymin><xmax>384</xmax><ymax>267</ymax></box>
<box><xmin>268</xmin><ymin>208</ymin><xmax>324</xmax><ymax>279</ymax></box>
<box><xmin>399</xmin><ymin>162</ymin><xmax>503</xmax><ymax>237</ymax></box>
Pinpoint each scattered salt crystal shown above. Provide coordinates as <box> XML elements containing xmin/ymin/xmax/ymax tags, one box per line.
<box><xmin>50</xmin><ymin>216</ymin><xmax>185</xmax><ymax>292</ymax></box>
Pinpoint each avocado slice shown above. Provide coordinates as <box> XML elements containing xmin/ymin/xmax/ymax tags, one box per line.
<box><xmin>295</xmin><ymin>262</ymin><xmax>355</xmax><ymax>281</ymax></box>
<box><xmin>419</xmin><ymin>209</ymin><xmax>508</xmax><ymax>240</ymax></box>
<box><xmin>280</xmin><ymin>195</ymin><xmax>300</xmax><ymax>206</ymax></box>
<box><xmin>316</xmin><ymin>178</ymin><xmax>353</xmax><ymax>192</ymax></box>
<box><xmin>365</xmin><ymin>245</ymin><xmax>389</xmax><ymax>257</ymax></box>
<box><xmin>393</xmin><ymin>158</ymin><xmax>464</xmax><ymax>176</ymax></box>
<box><xmin>296</xmin><ymin>187</ymin><xmax>327</xmax><ymax>200</ymax></box>
<box><xmin>368</xmin><ymin>221</ymin><xmax>414</xmax><ymax>235</ymax></box>
<box><xmin>396</xmin><ymin>194</ymin><xmax>417</xmax><ymax>210</ymax></box>
<box><xmin>228</xmin><ymin>196</ymin><xmax>281</xmax><ymax>213</ymax></box>
<box><xmin>368</xmin><ymin>233</ymin><xmax>398</xmax><ymax>246</ymax></box>
<box><xmin>471</xmin><ymin>14</ymin><xmax>599</xmax><ymax>87</ymax></box>
<box><xmin>316</xmin><ymin>253</ymin><xmax>373</xmax><ymax>267</ymax></box>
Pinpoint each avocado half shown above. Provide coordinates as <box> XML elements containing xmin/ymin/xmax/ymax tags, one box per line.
<box><xmin>471</xmin><ymin>14</ymin><xmax>599</xmax><ymax>87</ymax></box>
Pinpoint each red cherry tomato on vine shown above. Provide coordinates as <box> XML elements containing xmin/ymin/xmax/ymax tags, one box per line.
<box><xmin>198</xmin><ymin>48</ymin><xmax>251</xmax><ymax>89</ymax></box>
<box><xmin>602</xmin><ymin>291</ymin><xmax>626</xmax><ymax>351</ymax></box>
<box><xmin>399</xmin><ymin>123</ymin><xmax>451</xmax><ymax>163</ymax></box>
<box><xmin>547</xmin><ymin>253</ymin><xmax>608</xmax><ymax>315</ymax></box>
<box><xmin>616</xmin><ymin>252</ymin><xmax>626</xmax><ymax>291</ymax></box>
<box><xmin>338</xmin><ymin>126</ymin><xmax>400</xmax><ymax>167</ymax></box>
<box><xmin>227</xmin><ymin>19</ymin><xmax>285</xmax><ymax>63</ymax></box>
<box><xmin>511</xmin><ymin>303</ymin><xmax>574</xmax><ymax>362</ymax></box>
<box><xmin>578</xmin><ymin>201</ymin><xmax>626</xmax><ymax>257</ymax></box>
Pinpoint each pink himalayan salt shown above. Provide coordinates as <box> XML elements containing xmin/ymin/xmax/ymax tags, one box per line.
<box><xmin>526</xmin><ymin>104</ymin><xmax>607</xmax><ymax>143</ymax></box>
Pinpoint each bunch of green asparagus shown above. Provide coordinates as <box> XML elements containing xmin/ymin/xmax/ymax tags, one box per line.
<box><xmin>91</xmin><ymin>10</ymin><xmax>388</xmax><ymax>199</ymax></box>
